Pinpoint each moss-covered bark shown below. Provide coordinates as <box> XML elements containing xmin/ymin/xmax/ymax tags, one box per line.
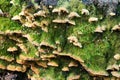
<box><xmin>1</xmin><ymin>0</ymin><xmax>120</xmax><ymax>80</ymax></box>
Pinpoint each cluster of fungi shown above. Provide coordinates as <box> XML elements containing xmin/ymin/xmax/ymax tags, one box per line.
<box><xmin>1</xmin><ymin>0</ymin><xmax>120</xmax><ymax>80</ymax></box>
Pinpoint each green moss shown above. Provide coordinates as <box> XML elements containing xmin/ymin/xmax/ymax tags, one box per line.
<box><xmin>0</xmin><ymin>0</ymin><xmax>11</xmax><ymax>12</ymax></box>
<box><xmin>0</xmin><ymin>18</ymin><xmax>23</xmax><ymax>31</ymax></box>
<box><xmin>38</xmin><ymin>56</ymin><xmax>87</xmax><ymax>80</ymax></box>
<box><xmin>19</xmin><ymin>42</ymin><xmax>39</xmax><ymax>59</ymax></box>
<box><xmin>0</xmin><ymin>35</ymin><xmax>16</xmax><ymax>61</ymax></box>
<box><xmin>0</xmin><ymin>59</ymin><xmax>9</xmax><ymax>66</ymax></box>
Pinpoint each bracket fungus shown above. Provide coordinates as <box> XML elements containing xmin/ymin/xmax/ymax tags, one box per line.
<box><xmin>111</xmin><ymin>71</ymin><xmax>120</xmax><ymax>78</ymax></box>
<box><xmin>7</xmin><ymin>47</ymin><xmax>18</xmax><ymax>52</ymax></box>
<box><xmin>11</xmin><ymin>15</ymin><xmax>21</xmax><ymax>21</ymax></box>
<box><xmin>112</xmin><ymin>25</ymin><xmax>120</xmax><ymax>31</ymax></box>
<box><xmin>0</xmin><ymin>64</ymin><xmax>6</xmax><ymax>70</ymax></box>
<box><xmin>7</xmin><ymin>64</ymin><xmax>26</xmax><ymax>72</ymax></box>
<box><xmin>9</xmin><ymin>36</ymin><xmax>23</xmax><ymax>43</ymax></box>
<box><xmin>53</xmin><ymin>18</ymin><xmax>76</xmax><ymax>25</ymax></box>
<box><xmin>81</xmin><ymin>9</ymin><xmax>89</xmax><ymax>15</ymax></box>
<box><xmin>67</xmin><ymin>20</ymin><xmax>76</xmax><ymax>25</ymax></box>
<box><xmin>53</xmin><ymin>19</ymin><xmax>75</xmax><ymax>25</ymax></box>
<box><xmin>1</xmin><ymin>0</ymin><xmax>120</xmax><ymax>79</ymax></box>
<box><xmin>68</xmin><ymin>12</ymin><xmax>80</xmax><ymax>19</ymax></box>
<box><xmin>106</xmin><ymin>64</ymin><xmax>119</xmax><ymax>71</ymax></box>
<box><xmin>114</xmin><ymin>54</ymin><xmax>120</xmax><ymax>60</ymax></box>
<box><xmin>0</xmin><ymin>56</ymin><xmax>14</xmax><ymax>62</ymax></box>
<box><xmin>0</xmin><ymin>9</ymin><xmax>3</xmax><ymax>15</ymax></box>
<box><xmin>39</xmin><ymin>20</ymin><xmax>49</xmax><ymax>32</ymax></box>
<box><xmin>36</xmin><ymin>61</ymin><xmax>48</xmax><ymax>68</ymax></box>
<box><xmin>40</xmin><ymin>54</ymin><xmax>56</xmax><ymax>59</ymax></box>
<box><xmin>31</xmin><ymin>64</ymin><xmax>40</xmax><ymax>74</ymax></box>
<box><xmin>109</xmin><ymin>12</ymin><xmax>116</xmax><ymax>16</ymax></box>
<box><xmin>22</xmin><ymin>34</ymin><xmax>33</xmax><ymax>43</ymax></box>
<box><xmin>34</xmin><ymin>10</ymin><xmax>46</xmax><ymax>17</ymax></box>
<box><xmin>68</xmin><ymin>61</ymin><xmax>78</xmax><ymax>67</ymax></box>
<box><xmin>67</xmin><ymin>75</ymin><xmax>80</xmax><ymax>80</ymax></box>
<box><xmin>88</xmin><ymin>17</ymin><xmax>98</xmax><ymax>23</ymax></box>
<box><xmin>16</xmin><ymin>44</ymin><xmax>28</xmax><ymax>54</ymax></box>
<box><xmin>94</xmin><ymin>25</ymin><xmax>106</xmax><ymax>33</ymax></box>
<box><xmin>0</xmin><ymin>60</ymin><xmax>8</xmax><ymax>70</ymax></box>
<box><xmin>16</xmin><ymin>59</ymin><xmax>26</xmax><ymax>65</ymax></box>
<box><xmin>40</xmin><ymin>41</ymin><xmax>56</xmax><ymax>49</ymax></box>
<box><xmin>23</xmin><ymin>22</ymin><xmax>36</xmax><ymax>28</ymax></box>
<box><xmin>52</xmin><ymin>8</ymin><xmax>59</xmax><ymax>13</ymax></box>
<box><xmin>52</xmin><ymin>19</ymin><xmax>68</xmax><ymax>24</ymax></box>
<box><xmin>62</xmin><ymin>67</ymin><xmax>69</xmax><ymax>72</ymax></box>
<box><xmin>59</xmin><ymin>7</ymin><xmax>69</xmax><ymax>13</ymax></box>
<box><xmin>47</xmin><ymin>61</ymin><xmax>58</xmax><ymax>67</ymax></box>
<box><xmin>52</xmin><ymin>7</ymin><xmax>69</xmax><ymax>15</ymax></box>
<box><xmin>67</xmin><ymin>36</ymin><xmax>82</xmax><ymax>48</ymax></box>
